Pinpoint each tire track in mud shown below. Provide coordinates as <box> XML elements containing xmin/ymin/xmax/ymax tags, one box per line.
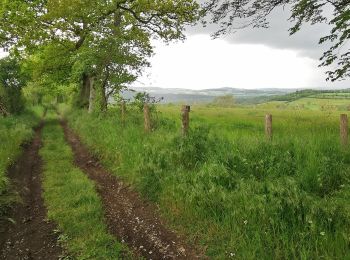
<box><xmin>0</xmin><ymin>123</ymin><xmax>64</xmax><ymax>260</ymax></box>
<box><xmin>61</xmin><ymin>120</ymin><xmax>205</xmax><ymax>260</ymax></box>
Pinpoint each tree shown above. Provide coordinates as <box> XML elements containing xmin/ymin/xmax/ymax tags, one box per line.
<box><xmin>69</xmin><ymin>28</ymin><xmax>153</xmax><ymax>112</ymax></box>
<box><xmin>204</xmin><ymin>0</ymin><xmax>350</xmax><ymax>81</ymax></box>
<box><xmin>211</xmin><ymin>94</ymin><xmax>235</xmax><ymax>107</ymax></box>
<box><xmin>0</xmin><ymin>57</ymin><xmax>27</xmax><ymax>115</ymax></box>
<box><xmin>132</xmin><ymin>92</ymin><xmax>163</xmax><ymax>111</ymax></box>
<box><xmin>0</xmin><ymin>0</ymin><xmax>201</xmax><ymax>111</ymax></box>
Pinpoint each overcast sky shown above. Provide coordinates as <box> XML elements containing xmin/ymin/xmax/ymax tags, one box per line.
<box><xmin>134</xmin><ymin>4</ymin><xmax>349</xmax><ymax>90</ymax></box>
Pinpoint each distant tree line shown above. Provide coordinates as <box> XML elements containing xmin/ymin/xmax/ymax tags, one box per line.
<box><xmin>271</xmin><ymin>89</ymin><xmax>350</xmax><ymax>102</ymax></box>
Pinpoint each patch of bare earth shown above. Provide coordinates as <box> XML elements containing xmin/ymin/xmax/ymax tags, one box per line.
<box><xmin>0</xmin><ymin>124</ymin><xmax>64</xmax><ymax>260</ymax></box>
<box><xmin>61</xmin><ymin>121</ymin><xmax>206</xmax><ymax>260</ymax></box>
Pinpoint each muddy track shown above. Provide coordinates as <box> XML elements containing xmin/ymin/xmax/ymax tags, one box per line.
<box><xmin>0</xmin><ymin>123</ymin><xmax>64</xmax><ymax>260</ymax></box>
<box><xmin>61</xmin><ymin>121</ymin><xmax>205</xmax><ymax>260</ymax></box>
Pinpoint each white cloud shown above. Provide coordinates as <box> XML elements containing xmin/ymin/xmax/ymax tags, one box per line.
<box><xmin>133</xmin><ymin>34</ymin><xmax>348</xmax><ymax>90</ymax></box>
<box><xmin>0</xmin><ymin>49</ymin><xmax>8</xmax><ymax>59</ymax></box>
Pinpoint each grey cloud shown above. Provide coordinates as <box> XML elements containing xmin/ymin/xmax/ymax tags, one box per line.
<box><xmin>187</xmin><ymin>4</ymin><xmax>333</xmax><ymax>59</ymax></box>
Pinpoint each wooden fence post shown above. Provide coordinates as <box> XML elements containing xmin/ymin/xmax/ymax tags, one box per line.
<box><xmin>144</xmin><ymin>103</ymin><xmax>151</xmax><ymax>133</ymax></box>
<box><xmin>182</xmin><ymin>105</ymin><xmax>190</xmax><ymax>136</ymax></box>
<box><xmin>265</xmin><ymin>114</ymin><xmax>272</xmax><ymax>141</ymax></box>
<box><xmin>121</xmin><ymin>101</ymin><xmax>126</xmax><ymax>124</ymax></box>
<box><xmin>340</xmin><ymin>114</ymin><xmax>348</xmax><ymax>147</ymax></box>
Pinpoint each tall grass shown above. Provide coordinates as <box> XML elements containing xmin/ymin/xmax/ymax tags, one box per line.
<box><xmin>63</xmin><ymin>104</ymin><xmax>350</xmax><ymax>259</ymax></box>
<box><xmin>40</xmin><ymin>112</ymin><xmax>131</xmax><ymax>259</ymax></box>
<box><xmin>0</xmin><ymin>106</ymin><xmax>43</xmax><ymax>216</ymax></box>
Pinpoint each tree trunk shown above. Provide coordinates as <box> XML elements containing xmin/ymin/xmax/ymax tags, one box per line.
<box><xmin>0</xmin><ymin>101</ymin><xmax>9</xmax><ymax>117</ymax></box>
<box><xmin>78</xmin><ymin>73</ymin><xmax>91</xmax><ymax>109</ymax></box>
<box><xmin>100</xmin><ymin>83</ymin><xmax>108</xmax><ymax>112</ymax></box>
<box><xmin>88</xmin><ymin>77</ymin><xmax>95</xmax><ymax>114</ymax></box>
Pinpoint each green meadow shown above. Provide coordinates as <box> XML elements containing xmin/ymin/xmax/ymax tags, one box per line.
<box><xmin>62</xmin><ymin>100</ymin><xmax>350</xmax><ymax>259</ymax></box>
<box><xmin>257</xmin><ymin>98</ymin><xmax>350</xmax><ymax>111</ymax></box>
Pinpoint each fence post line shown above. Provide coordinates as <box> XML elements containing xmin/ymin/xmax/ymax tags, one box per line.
<box><xmin>340</xmin><ymin>114</ymin><xmax>348</xmax><ymax>147</ymax></box>
<box><xmin>181</xmin><ymin>105</ymin><xmax>190</xmax><ymax>136</ymax></box>
<box><xmin>144</xmin><ymin>103</ymin><xmax>151</xmax><ymax>133</ymax></box>
<box><xmin>265</xmin><ymin>114</ymin><xmax>272</xmax><ymax>141</ymax></box>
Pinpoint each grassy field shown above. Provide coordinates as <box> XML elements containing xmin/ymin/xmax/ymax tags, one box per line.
<box><xmin>62</xmin><ymin>102</ymin><xmax>350</xmax><ymax>259</ymax></box>
<box><xmin>0</xmin><ymin>106</ymin><xmax>43</xmax><ymax>216</ymax></box>
<box><xmin>257</xmin><ymin>97</ymin><xmax>350</xmax><ymax>111</ymax></box>
<box><xmin>40</xmin><ymin>112</ymin><xmax>130</xmax><ymax>259</ymax></box>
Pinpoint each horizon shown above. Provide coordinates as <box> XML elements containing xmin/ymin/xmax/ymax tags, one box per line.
<box><xmin>130</xmin><ymin>85</ymin><xmax>350</xmax><ymax>91</ymax></box>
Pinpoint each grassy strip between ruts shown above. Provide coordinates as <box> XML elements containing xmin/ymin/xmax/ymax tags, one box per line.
<box><xmin>0</xmin><ymin>106</ymin><xmax>44</xmax><ymax>216</ymax></box>
<box><xmin>40</xmin><ymin>113</ymin><xmax>132</xmax><ymax>259</ymax></box>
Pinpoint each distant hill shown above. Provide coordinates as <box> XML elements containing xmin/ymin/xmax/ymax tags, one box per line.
<box><xmin>122</xmin><ymin>87</ymin><xmax>296</xmax><ymax>104</ymax></box>
<box><xmin>120</xmin><ymin>87</ymin><xmax>350</xmax><ymax>105</ymax></box>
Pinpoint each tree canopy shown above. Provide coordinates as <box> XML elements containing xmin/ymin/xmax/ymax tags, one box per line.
<box><xmin>205</xmin><ymin>0</ymin><xmax>350</xmax><ymax>81</ymax></box>
<box><xmin>0</xmin><ymin>0</ymin><xmax>200</xmax><ymax>112</ymax></box>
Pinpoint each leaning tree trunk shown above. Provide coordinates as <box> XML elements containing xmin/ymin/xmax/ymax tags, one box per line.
<box><xmin>88</xmin><ymin>77</ymin><xmax>95</xmax><ymax>114</ymax></box>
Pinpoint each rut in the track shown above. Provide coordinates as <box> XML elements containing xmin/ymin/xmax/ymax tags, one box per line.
<box><xmin>0</xmin><ymin>123</ymin><xmax>64</xmax><ymax>260</ymax></box>
<box><xmin>61</xmin><ymin>121</ymin><xmax>205</xmax><ymax>260</ymax></box>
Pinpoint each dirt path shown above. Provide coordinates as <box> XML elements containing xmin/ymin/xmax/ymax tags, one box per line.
<box><xmin>0</xmin><ymin>123</ymin><xmax>64</xmax><ymax>260</ymax></box>
<box><xmin>61</xmin><ymin>121</ymin><xmax>205</xmax><ymax>260</ymax></box>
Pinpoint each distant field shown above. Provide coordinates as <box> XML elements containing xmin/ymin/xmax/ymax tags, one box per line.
<box><xmin>253</xmin><ymin>97</ymin><xmax>350</xmax><ymax>111</ymax></box>
<box><xmin>158</xmin><ymin>102</ymin><xmax>347</xmax><ymax>140</ymax></box>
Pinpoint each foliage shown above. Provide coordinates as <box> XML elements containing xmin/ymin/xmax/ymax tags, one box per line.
<box><xmin>131</xmin><ymin>92</ymin><xmax>163</xmax><ymax>111</ymax></box>
<box><xmin>205</xmin><ymin>0</ymin><xmax>350</xmax><ymax>81</ymax></box>
<box><xmin>0</xmin><ymin>57</ymin><xmax>27</xmax><ymax>114</ymax></box>
<box><xmin>0</xmin><ymin>0</ymin><xmax>201</xmax><ymax>111</ymax></box>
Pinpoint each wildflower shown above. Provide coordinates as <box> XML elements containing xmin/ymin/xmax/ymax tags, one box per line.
<box><xmin>244</xmin><ymin>220</ymin><xmax>248</xmax><ymax>225</ymax></box>
<box><xmin>320</xmin><ymin>232</ymin><xmax>325</xmax><ymax>236</ymax></box>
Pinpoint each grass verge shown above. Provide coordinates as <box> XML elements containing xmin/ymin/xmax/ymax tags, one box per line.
<box><xmin>0</xmin><ymin>106</ymin><xmax>44</xmax><ymax>216</ymax></box>
<box><xmin>40</xmin><ymin>113</ymin><xmax>131</xmax><ymax>259</ymax></box>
